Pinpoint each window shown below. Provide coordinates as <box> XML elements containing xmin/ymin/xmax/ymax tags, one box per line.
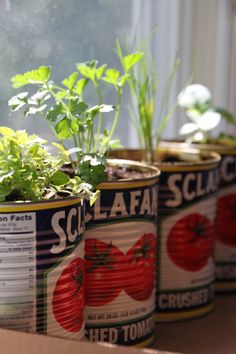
<box><xmin>0</xmin><ymin>0</ymin><xmax>235</xmax><ymax>145</ymax></box>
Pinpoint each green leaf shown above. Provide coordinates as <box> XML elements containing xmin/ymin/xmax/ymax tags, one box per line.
<box><xmin>29</xmin><ymin>134</ymin><xmax>47</xmax><ymax>144</ymax></box>
<box><xmin>68</xmin><ymin>147</ymin><xmax>82</xmax><ymax>155</ymax></box>
<box><xmin>103</xmin><ymin>129</ymin><xmax>109</xmax><ymax>136</ymax></box>
<box><xmin>0</xmin><ymin>185</ymin><xmax>12</xmax><ymax>201</ymax></box>
<box><xmin>68</xmin><ymin>99</ymin><xmax>88</xmax><ymax>115</ymax></box>
<box><xmin>0</xmin><ymin>171</ymin><xmax>14</xmax><ymax>183</ymax></box>
<box><xmin>0</xmin><ymin>127</ymin><xmax>94</xmax><ymax>201</ymax></box>
<box><xmin>51</xmin><ymin>171</ymin><xmax>70</xmax><ymax>186</ymax></box>
<box><xmin>62</xmin><ymin>72</ymin><xmax>78</xmax><ymax>90</ymax></box>
<box><xmin>53</xmin><ymin>142</ymin><xmax>68</xmax><ymax>152</ymax></box>
<box><xmin>70</xmin><ymin>117</ymin><xmax>79</xmax><ymax>134</ymax></box>
<box><xmin>122</xmin><ymin>52</ymin><xmax>144</xmax><ymax>73</ymax></box>
<box><xmin>76</xmin><ymin>153</ymin><xmax>107</xmax><ymax>188</ymax></box>
<box><xmin>214</xmin><ymin>107</ymin><xmax>236</xmax><ymax>125</ymax></box>
<box><xmin>28</xmin><ymin>144</ymin><xmax>40</xmax><ymax>156</ymax></box>
<box><xmin>8</xmin><ymin>92</ymin><xmax>28</xmax><ymax>111</ymax></box>
<box><xmin>25</xmin><ymin>104</ymin><xmax>47</xmax><ymax>116</ymax></box>
<box><xmin>118</xmin><ymin>73</ymin><xmax>130</xmax><ymax>87</ymax></box>
<box><xmin>108</xmin><ymin>139</ymin><xmax>122</xmax><ymax>148</ymax></box>
<box><xmin>89</xmin><ymin>189</ymin><xmax>101</xmax><ymax>206</ymax></box>
<box><xmin>55</xmin><ymin>117</ymin><xmax>73</xmax><ymax>139</ymax></box>
<box><xmin>28</xmin><ymin>90</ymin><xmax>50</xmax><ymax>105</ymax></box>
<box><xmin>99</xmin><ymin>104</ymin><xmax>114</xmax><ymax>113</ymax></box>
<box><xmin>55</xmin><ymin>91</ymin><xmax>68</xmax><ymax>101</ymax></box>
<box><xmin>0</xmin><ymin>127</ymin><xmax>15</xmax><ymax>136</ymax></box>
<box><xmin>86</xmin><ymin>105</ymin><xmax>100</xmax><ymax>118</ymax></box>
<box><xmin>102</xmin><ymin>68</ymin><xmax>120</xmax><ymax>87</ymax></box>
<box><xmin>96</xmin><ymin>64</ymin><xmax>107</xmax><ymax>80</ymax></box>
<box><xmin>46</xmin><ymin>103</ymin><xmax>65</xmax><ymax>122</ymax></box>
<box><xmin>11</xmin><ymin>66</ymin><xmax>51</xmax><ymax>88</ymax></box>
<box><xmin>74</xmin><ymin>78</ymin><xmax>88</xmax><ymax>96</ymax></box>
<box><xmin>77</xmin><ymin>63</ymin><xmax>96</xmax><ymax>81</ymax></box>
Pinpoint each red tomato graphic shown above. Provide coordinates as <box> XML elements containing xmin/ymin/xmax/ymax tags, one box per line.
<box><xmin>52</xmin><ymin>258</ymin><xmax>85</xmax><ymax>332</ymax></box>
<box><xmin>216</xmin><ymin>194</ymin><xmax>236</xmax><ymax>247</ymax></box>
<box><xmin>85</xmin><ymin>239</ymin><xmax>124</xmax><ymax>306</ymax></box>
<box><xmin>124</xmin><ymin>233</ymin><xmax>156</xmax><ymax>301</ymax></box>
<box><xmin>167</xmin><ymin>213</ymin><xmax>214</xmax><ymax>272</ymax></box>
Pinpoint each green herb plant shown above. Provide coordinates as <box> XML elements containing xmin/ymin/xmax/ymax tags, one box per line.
<box><xmin>76</xmin><ymin>53</ymin><xmax>143</xmax><ymax>149</ymax></box>
<box><xmin>9</xmin><ymin>53</ymin><xmax>143</xmax><ymax>187</ymax></box>
<box><xmin>0</xmin><ymin>127</ymin><xmax>97</xmax><ymax>203</ymax></box>
<box><xmin>177</xmin><ymin>84</ymin><xmax>236</xmax><ymax>144</ymax></box>
<box><xmin>115</xmin><ymin>38</ymin><xmax>179</xmax><ymax>164</ymax></box>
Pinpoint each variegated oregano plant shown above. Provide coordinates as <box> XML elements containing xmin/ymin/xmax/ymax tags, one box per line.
<box><xmin>0</xmin><ymin>127</ymin><xmax>97</xmax><ymax>203</ymax></box>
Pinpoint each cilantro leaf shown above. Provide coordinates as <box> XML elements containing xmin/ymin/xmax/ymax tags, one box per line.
<box><xmin>11</xmin><ymin>66</ymin><xmax>51</xmax><ymax>88</ymax></box>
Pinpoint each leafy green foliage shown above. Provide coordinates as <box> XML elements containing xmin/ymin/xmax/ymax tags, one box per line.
<box><xmin>0</xmin><ymin>128</ymin><xmax>94</xmax><ymax>202</ymax></box>
<box><xmin>76</xmin><ymin>61</ymin><xmax>107</xmax><ymax>85</ymax></box>
<box><xmin>116</xmin><ymin>37</ymin><xmax>179</xmax><ymax>163</ymax></box>
<box><xmin>76</xmin><ymin>51</ymin><xmax>143</xmax><ymax>156</ymax></box>
<box><xmin>11</xmin><ymin>66</ymin><xmax>51</xmax><ymax>88</ymax></box>
<box><xmin>9</xmin><ymin>66</ymin><xmax>112</xmax><ymax>151</ymax></box>
<box><xmin>9</xmin><ymin>66</ymin><xmax>115</xmax><ymax>188</ymax></box>
<box><xmin>121</xmin><ymin>53</ymin><xmax>144</xmax><ymax>73</ymax></box>
<box><xmin>102</xmin><ymin>68</ymin><xmax>120</xmax><ymax>87</ymax></box>
<box><xmin>213</xmin><ymin>107</ymin><xmax>236</xmax><ymax>125</ymax></box>
<box><xmin>76</xmin><ymin>154</ymin><xmax>107</xmax><ymax>187</ymax></box>
<box><xmin>62</xmin><ymin>72</ymin><xmax>79</xmax><ymax>90</ymax></box>
<box><xmin>9</xmin><ymin>52</ymin><xmax>143</xmax><ymax>187</ymax></box>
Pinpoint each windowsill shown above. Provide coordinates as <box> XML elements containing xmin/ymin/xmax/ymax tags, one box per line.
<box><xmin>153</xmin><ymin>295</ymin><xmax>236</xmax><ymax>354</ymax></box>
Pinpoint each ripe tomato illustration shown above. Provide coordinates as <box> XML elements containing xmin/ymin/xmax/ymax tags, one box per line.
<box><xmin>167</xmin><ymin>213</ymin><xmax>214</xmax><ymax>272</ymax></box>
<box><xmin>85</xmin><ymin>239</ymin><xmax>124</xmax><ymax>306</ymax></box>
<box><xmin>215</xmin><ymin>194</ymin><xmax>236</xmax><ymax>247</ymax></box>
<box><xmin>52</xmin><ymin>257</ymin><xmax>85</xmax><ymax>332</ymax></box>
<box><xmin>124</xmin><ymin>233</ymin><xmax>156</xmax><ymax>301</ymax></box>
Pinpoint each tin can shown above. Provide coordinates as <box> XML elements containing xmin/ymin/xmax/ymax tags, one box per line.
<box><xmin>163</xmin><ymin>141</ymin><xmax>236</xmax><ymax>293</ymax></box>
<box><xmin>191</xmin><ymin>144</ymin><xmax>236</xmax><ymax>292</ymax></box>
<box><xmin>0</xmin><ymin>197</ymin><xmax>85</xmax><ymax>339</ymax></box>
<box><xmin>84</xmin><ymin>159</ymin><xmax>160</xmax><ymax>347</ymax></box>
<box><xmin>111</xmin><ymin>148</ymin><xmax>221</xmax><ymax>322</ymax></box>
<box><xmin>156</xmin><ymin>146</ymin><xmax>220</xmax><ymax>321</ymax></box>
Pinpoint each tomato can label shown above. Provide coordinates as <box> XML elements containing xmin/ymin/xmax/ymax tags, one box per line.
<box><xmin>156</xmin><ymin>165</ymin><xmax>218</xmax><ymax>321</ymax></box>
<box><xmin>215</xmin><ymin>154</ymin><xmax>236</xmax><ymax>291</ymax></box>
<box><xmin>84</xmin><ymin>176</ymin><xmax>159</xmax><ymax>347</ymax></box>
<box><xmin>0</xmin><ymin>198</ymin><xmax>85</xmax><ymax>339</ymax></box>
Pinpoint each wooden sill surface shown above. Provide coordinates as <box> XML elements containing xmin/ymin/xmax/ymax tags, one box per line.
<box><xmin>153</xmin><ymin>295</ymin><xmax>236</xmax><ymax>354</ymax></box>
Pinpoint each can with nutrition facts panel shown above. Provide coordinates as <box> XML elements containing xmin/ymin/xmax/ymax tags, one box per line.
<box><xmin>0</xmin><ymin>197</ymin><xmax>85</xmax><ymax>339</ymax></box>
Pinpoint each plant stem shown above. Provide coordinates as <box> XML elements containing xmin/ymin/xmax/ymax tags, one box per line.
<box><xmin>102</xmin><ymin>88</ymin><xmax>121</xmax><ymax>154</ymax></box>
<box><xmin>95</xmin><ymin>85</ymin><xmax>104</xmax><ymax>153</ymax></box>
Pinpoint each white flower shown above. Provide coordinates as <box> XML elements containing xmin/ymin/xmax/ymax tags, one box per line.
<box><xmin>178</xmin><ymin>84</ymin><xmax>212</xmax><ymax>109</ymax></box>
<box><xmin>179</xmin><ymin>123</ymin><xmax>199</xmax><ymax>136</ymax></box>
<box><xmin>192</xmin><ymin>131</ymin><xmax>204</xmax><ymax>141</ymax></box>
<box><xmin>196</xmin><ymin>111</ymin><xmax>221</xmax><ymax>131</ymax></box>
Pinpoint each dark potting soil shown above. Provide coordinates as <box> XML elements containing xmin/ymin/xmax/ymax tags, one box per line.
<box><xmin>161</xmin><ymin>156</ymin><xmax>183</xmax><ymax>163</ymax></box>
<box><xmin>60</xmin><ymin>165</ymin><xmax>75</xmax><ymax>178</ymax></box>
<box><xmin>159</xmin><ymin>149</ymin><xmax>211</xmax><ymax>164</ymax></box>
<box><xmin>105</xmin><ymin>165</ymin><xmax>154</xmax><ymax>181</ymax></box>
<box><xmin>61</xmin><ymin>163</ymin><xmax>153</xmax><ymax>183</ymax></box>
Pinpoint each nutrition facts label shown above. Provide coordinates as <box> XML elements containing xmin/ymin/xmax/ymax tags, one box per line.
<box><xmin>0</xmin><ymin>212</ymin><xmax>36</xmax><ymax>331</ymax></box>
